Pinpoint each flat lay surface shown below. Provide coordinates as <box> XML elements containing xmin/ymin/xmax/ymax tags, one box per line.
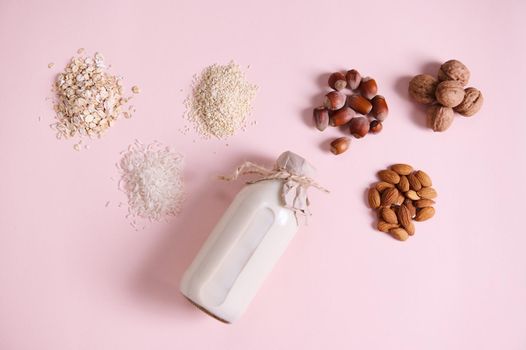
<box><xmin>1</xmin><ymin>0</ymin><xmax>525</xmax><ymax>349</ymax></box>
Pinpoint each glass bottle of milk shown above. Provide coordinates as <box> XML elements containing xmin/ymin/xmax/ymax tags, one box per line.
<box><xmin>180</xmin><ymin>151</ymin><xmax>325</xmax><ymax>323</ymax></box>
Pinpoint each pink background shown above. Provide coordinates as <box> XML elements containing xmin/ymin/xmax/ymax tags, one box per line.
<box><xmin>1</xmin><ymin>0</ymin><xmax>526</xmax><ymax>349</ymax></box>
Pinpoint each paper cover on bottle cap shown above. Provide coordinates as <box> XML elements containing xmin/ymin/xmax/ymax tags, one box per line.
<box><xmin>275</xmin><ymin>151</ymin><xmax>316</xmax><ymax>178</ymax></box>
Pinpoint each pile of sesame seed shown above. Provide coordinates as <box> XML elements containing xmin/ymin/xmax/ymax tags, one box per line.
<box><xmin>185</xmin><ymin>61</ymin><xmax>257</xmax><ymax>139</ymax></box>
<box><xmin>50</xmin><ymin>50</ymin><xmax>138</xmax><ymax>142</ymax></box>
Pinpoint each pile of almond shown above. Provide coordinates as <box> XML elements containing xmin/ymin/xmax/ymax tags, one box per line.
<box><xmin>312</xmin><ymin>69</ymin><xmax>389</xmax><ymax>155</ymax></box>
<box><xmin>408</xmin><ymin>59</ymin><xmax>483</xmax><ymax>132</ymax></box>
<box><xmin>368</xmin><ymin>164</ymin><xmax>437</xmax><ymax>241</ymax></box>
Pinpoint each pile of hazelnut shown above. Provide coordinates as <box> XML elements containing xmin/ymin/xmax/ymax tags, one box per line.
<box><xmin>312</xmin><ymin>69</ymin><xmax>389</xmax><ymax>155</ymax></box>
<box><xmin>408</xmin><ymin>59</ymin><xmax>484</xmax><ymax>132</ymax></box>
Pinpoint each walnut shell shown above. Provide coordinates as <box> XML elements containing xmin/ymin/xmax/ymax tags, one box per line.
<box><xmin>408</xmin><ymin>74</ymin><xmax>438</xmax><ymax>104</ymax></box>
<box><xmin>454</xmin><ymin>87</ymin><xmax>483</xmax><ymax>117</ymax></box>
<box><xmin>437</xmin><ymin>59</ymin><xmax>470</xmax><ymax>86</ymax></box>
<box><xmin>426</xmin><ymin>105</ymin><xmax>454</xmax><ymax>132</ymax></box>
<box><xmin>435</xmin><ymin>80</ymin><xmax>465</xmax><ymax>107</ymax></box>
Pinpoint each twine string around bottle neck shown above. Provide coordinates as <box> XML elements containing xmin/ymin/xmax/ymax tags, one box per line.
<box><xmin>219</xmin><ymin>159</ymin><xmax>329</xmax><ymax>224</ymax></box>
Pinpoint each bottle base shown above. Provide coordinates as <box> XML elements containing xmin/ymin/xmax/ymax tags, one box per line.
<box><xmin>183</xmin><ymin>295</ymin><xmax>231</xmax><ymax>324</ymax></box>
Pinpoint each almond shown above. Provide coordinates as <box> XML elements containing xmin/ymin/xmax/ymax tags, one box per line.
<box><xmin>407</xmin><ymin>172</ymin><xmax>422</xmax><ymax>191</ymax></box>
<box><xmin>378</xmin><ymin>169</ymin><xmax>400</xmax><ymax>184</ymax></box>
<box><xmin>381</xmin><ymin>187</ymin><xmax>399</xmax><ymax>206</ymax></box>
<box><xmin>389</xmin><ymin>227</ymin><xmax>409</xmax><ymax>241</ymax></box>
<box><xmin>398</xmin><ymin>204</ymin><xmax>412</xmax><ymax>230</ymax></box>
<box><xmin>415</xmin><ymin>170</ymin><xmax>432</xmax><ymax>187</ymax></box>
<box><xmin>415</xmin><ymin>199</ymin><xmax>436</xmax><ymax>208</ymax></box>
<box><xmin>405</xmin><ymin>221</ymin><xmax>415</xmax><ymax>236</ymax></box>
<box><xmin>390</xmin><ymin>164</ymin><xmax>413</xmax><ymax>175</ymax></box>
<box><xmin>406</xmin><ymin>190</ymin><xmax>420</xmax><ymax>200</ymax></box>
<box><xmin>395</xmin><ymin>193</ymin><xmax>405</xmax><ymax>205</ymax></box>
<box><xmin>415</xmin><ymin>206</ymin><xmax>435</xmax><ymax>221</ymax></box>
<box><xmin>381</xmin><ymin>207</ymin><xmax>398</xmax><ymax>224</ymax></box>
<box><xmin>376</xmin><ymin>181</ymin><xmax>394</xmax><ymax>192</ymax></box>
<box><xmin>404</xmin><ymin>198</ymin><xmax>416</xmax><ymax>217</ymax></box>
<box><xmin>397</xmin><ymin>175</ymin><xmax>410</xmax><ymax>192</ymax></box>
<box><xmin>368</xmin><ymin>187</ymin><xmax>381</xmax><ymax>209</ymax></box>
<box><xmin>377</xmin><ymin>221</ymin><xmax>398</xmax><ymax>233</ymax></box>
<box><xmin>417</xmin><ymin>187</ymin><xmax>437</xmax><ymax>199</ymax></box>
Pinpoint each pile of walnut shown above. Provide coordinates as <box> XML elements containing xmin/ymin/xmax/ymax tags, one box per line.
<box><xmin>368</xmin><ymin>164</ymin><xmax>437</xmax><ymax>241</ymax></box>
<box><xmin>408</xmin><ymin>59</ymin><xmax>483</xmax><ymax>132</ymax></box>
<box><xmin>312</xmin><ymin>69</ymin><xmax>389</xmax><ymax>155</ymax></box>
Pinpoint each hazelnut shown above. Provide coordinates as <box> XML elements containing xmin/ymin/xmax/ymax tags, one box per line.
<box><xmin>426</xmin><ymin>104</ymin><xmax>454</xmax><ymax>132</ymax></box>
<box><xmin>349</xmin><ymin>117</ymin><xmax>370</xmax><ymax>138</ymax></box>
<box><xmin>369</xmin><ymin>120</ymin><xmax>383</xmax><ymax>134</ymax></box>
<box><xmin>330</xmin><ymin>107</ymin><xmax>355</xmax><ymax>126</ymax></box>
<box><xmin>435</xmin><ymin>80</ymin><xmax>465</xmax><ymax>107</ymax></box>
<box><xmin>313</xmin><ymin>106</ymin><xmax>329</xmax><ymax>131</ymax></box>
<box><xmin>359</xmin><ymin>77</ymin><xmax>378</xmax><ymax>99</ymax></box>
<box><xmin>370</xmin><ymin>95</ymin><xmax>388</xmax><ymax>121</ymax></box>
<box><xmin>454</xmin><ymin>87</ymin><xmax>483</xmax><ymax>117</ymax></box>
<box><xmin>328</xmin><ymin>72</ymin><xmax>347</xmax><ymax>91</ymax></box>
<box><xmin>347</xmin><ymin>94</ymin><xmax>372</xmax><ymax>115</ymax></box>
<box><xmin>408</xmin><ymin>74</ymin><xmax>438</xmax><ymax>104</ymax></box>
<box><xmin>345</xmin><ymin>69</ymin><xmax>362</xmax><ymax>90</ymax></box>
<box><xmin>438</xmin><ymin>59</ymin><xmax>470</xmax><ymax>86</ymax></box>
<box><xmin>324</xmin><ymin>91</ymin><xmax>346</xmax><ymax>110</ymax></box>
<box><xmin>330</xmin><ymin>137</ymin><xmax>350</xmax><ymax>155</ymax></box>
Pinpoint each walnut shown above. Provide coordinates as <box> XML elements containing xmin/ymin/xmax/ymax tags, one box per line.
<box><xmin>426</xmin><ymin>105</ymin><xmax>454</xmax><ymax>132</ymax></box>
<box><xmin>408</xmin><ymin>74</ymin><xmax>438</xmax><ymax>104</ymax></box>
<box><xmin>454</xmin><ymin>87</ymin><xmax>483</xmax><ymax>117</ymax></box>
<box><xmin>435</xmin><ymin>80</ymin><xmax>465</xmax><ymax>107</ymax></box>
<box><xmin>437</xmin><ymin>59</ymin><xmax>470</xmax><ymax>86</ymax></box>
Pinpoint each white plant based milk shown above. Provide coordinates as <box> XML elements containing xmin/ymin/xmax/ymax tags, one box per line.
<box><xmin>180</xmin><ymin>180</ymin><xmax>298</xmax><ymax>323</ymax></box>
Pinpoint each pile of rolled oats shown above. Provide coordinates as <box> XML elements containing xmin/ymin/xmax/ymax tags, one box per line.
<box><xmin>51</xmin><ymin>50</ymin><xmax>137</xmax><ymax>143</ymax></box>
